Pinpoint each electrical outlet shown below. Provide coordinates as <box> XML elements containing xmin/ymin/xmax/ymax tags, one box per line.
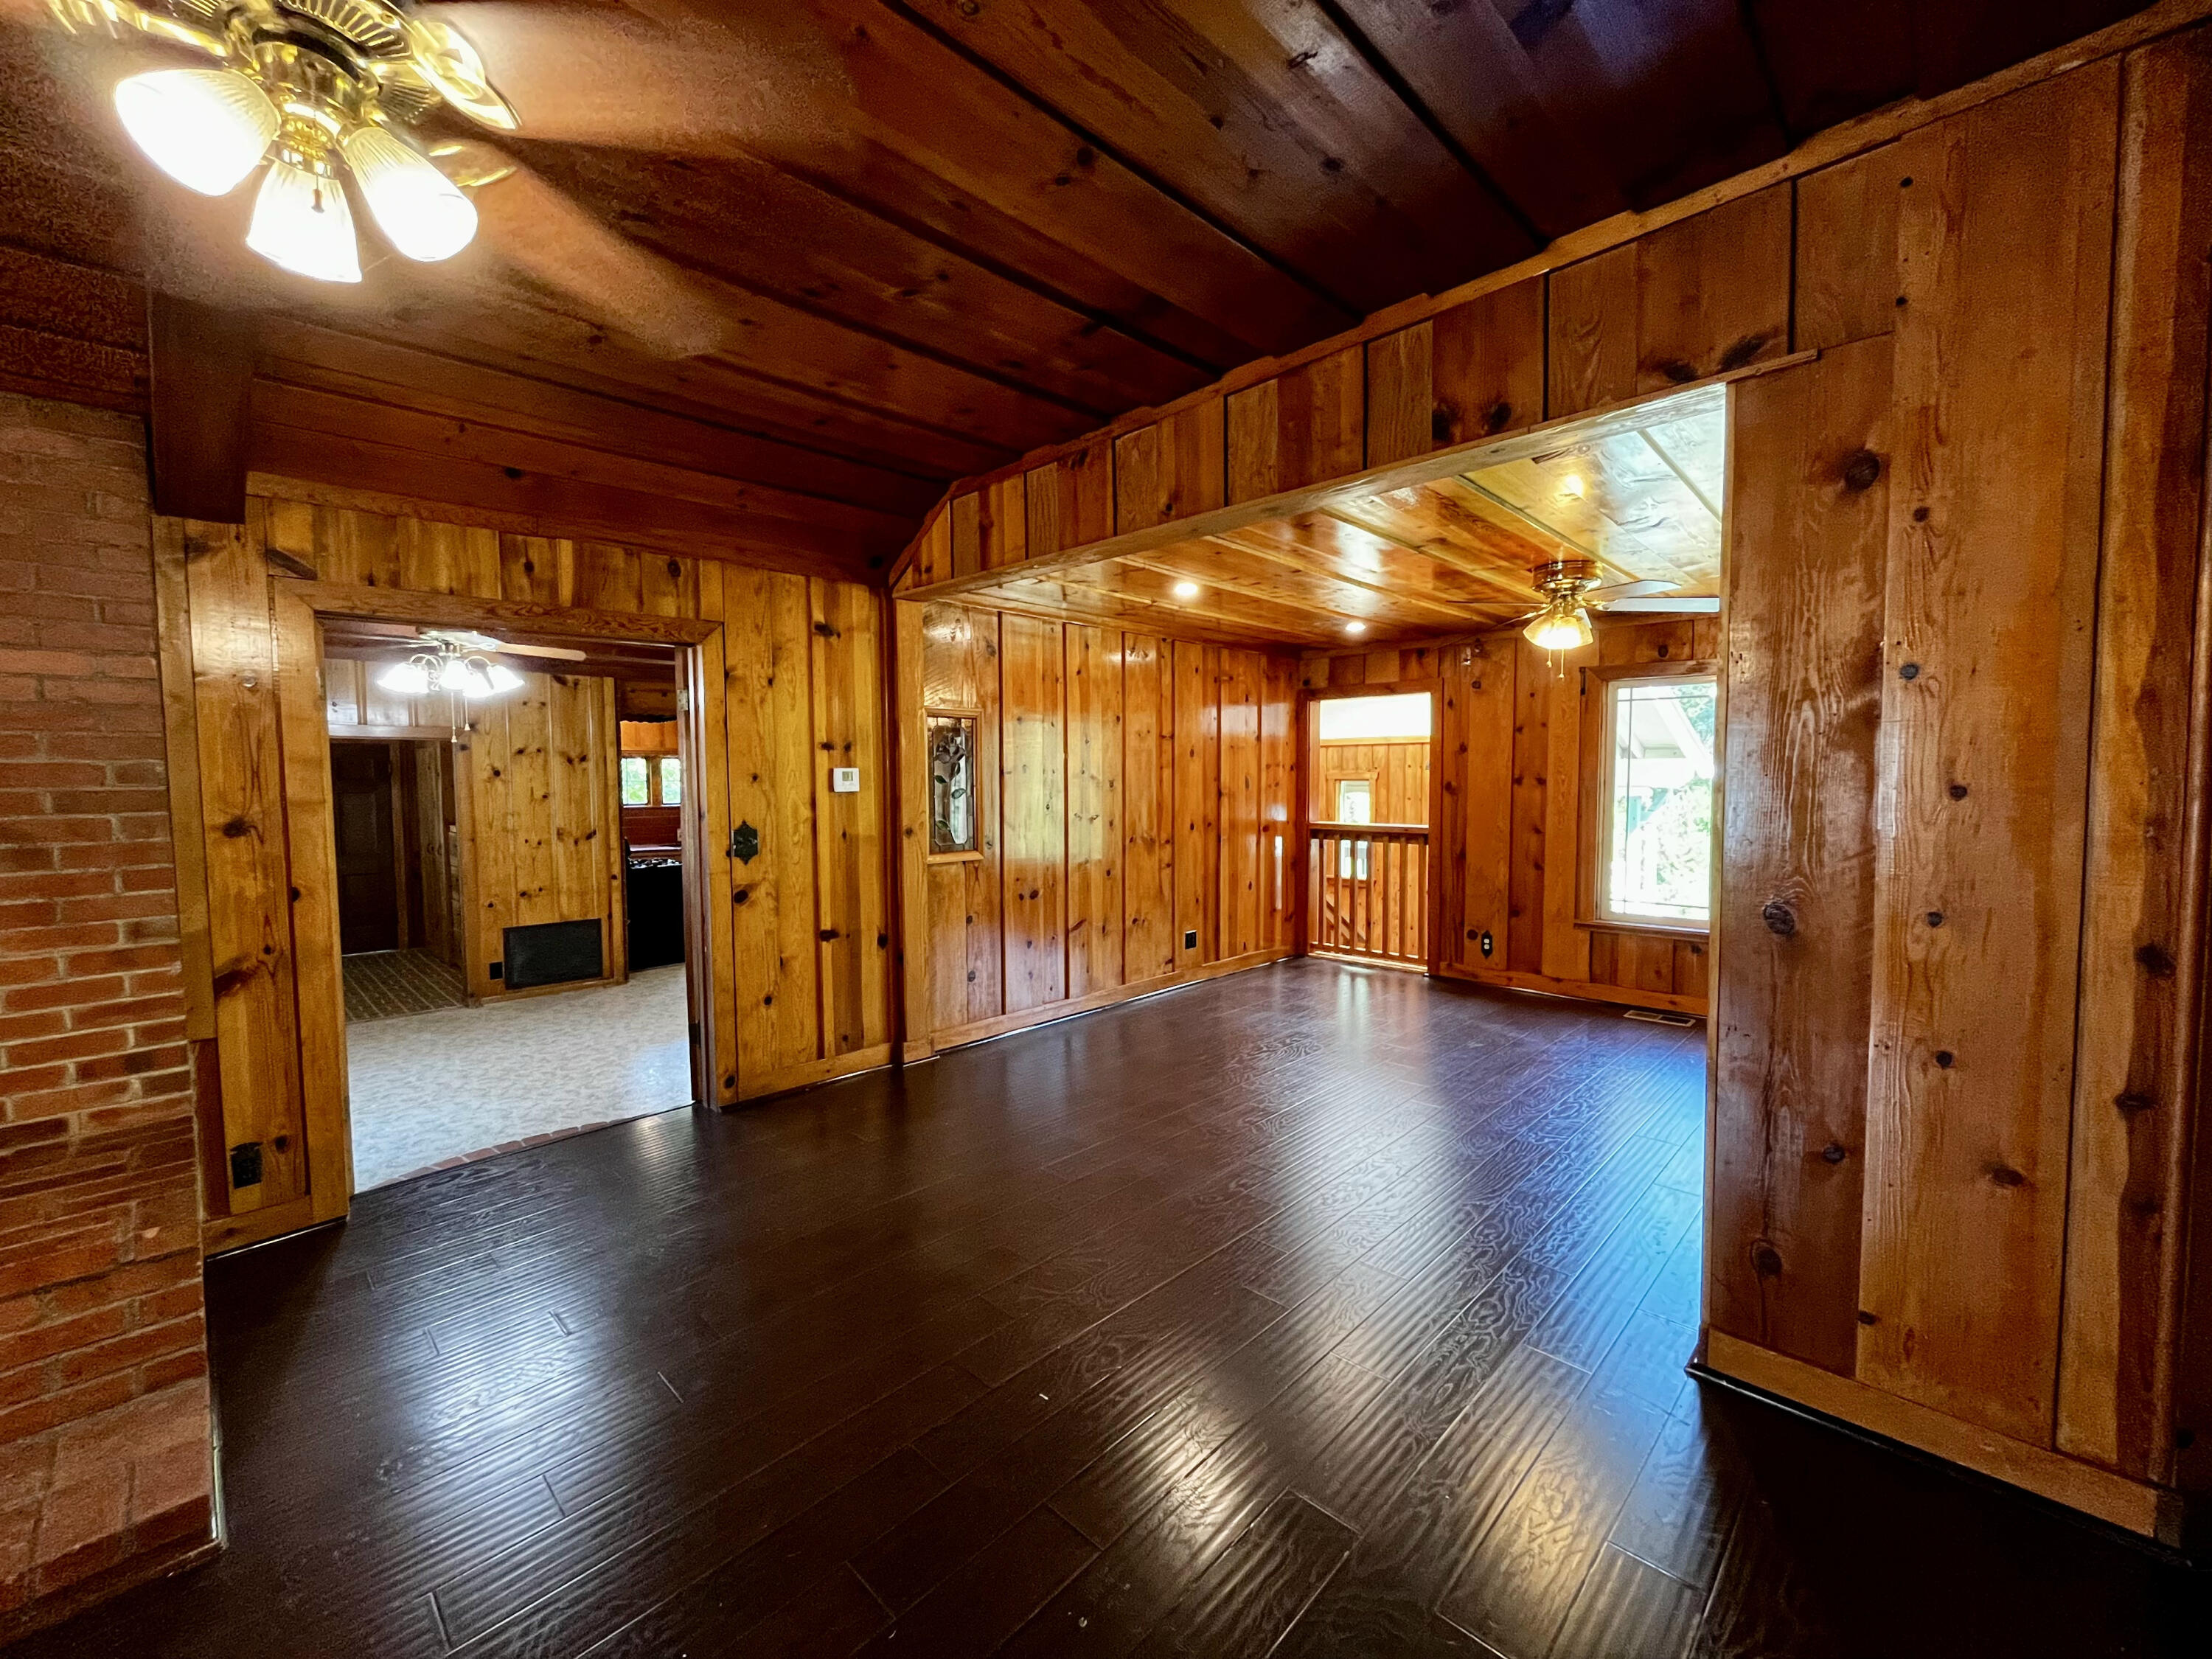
<box><xmin>831</xmin><ymin>767</ymin><xmax>860</xmax><ymax>793</ymax></box>
<box><xmin>1183</xmin><ymin>928</ymin><xmax>1198</xmax><ymax>950</ymax></box>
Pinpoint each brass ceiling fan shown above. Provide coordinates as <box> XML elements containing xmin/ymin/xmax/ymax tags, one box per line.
<box><xmin>1511</xmin><ymin>559</ymin><xmax>1716</xmax><ymax>652</ymax></box>
<box><xmin>38</xmin><ymin>0</ymin><xmax>737</xmax><ymax>355</ymax></box>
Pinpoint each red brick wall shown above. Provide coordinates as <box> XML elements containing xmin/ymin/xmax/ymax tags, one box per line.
<box><xmin>0</xmin><ymin>392</ymin><xmax>213</xmax><ymax>1625</ymax></box>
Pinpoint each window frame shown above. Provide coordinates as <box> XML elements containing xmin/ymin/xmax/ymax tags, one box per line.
<box><xmin>619</xmin><ymin>749</ymin><xmax>684</xmax><ymax>808</ymax></box>
<box><xmin>923</xmin><ymin>706</ymin><xmax>987</xmax><ymax>864</ymax></box>
<box><xmin>1576</xmin><ymin>659</ymin><xmax>1719</xmax><ymax>940</ymax></box>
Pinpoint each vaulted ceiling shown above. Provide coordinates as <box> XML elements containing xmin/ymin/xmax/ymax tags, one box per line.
<box><xmin>0</xmin><ymin>0</ymin><xmax>2155</xmax><ymax>525</ymax></box>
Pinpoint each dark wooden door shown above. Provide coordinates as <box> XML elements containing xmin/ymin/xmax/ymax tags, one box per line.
<box><xmin>332</xmin><ymin>742</ymin><xmax>399</xmax><ymax>953</ymax></box>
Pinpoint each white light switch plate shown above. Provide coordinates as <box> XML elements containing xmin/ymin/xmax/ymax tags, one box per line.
<box><xmin>831</xmin><ymin>767</ymin><xmax>860</xmax><ymax>793</ymax></box>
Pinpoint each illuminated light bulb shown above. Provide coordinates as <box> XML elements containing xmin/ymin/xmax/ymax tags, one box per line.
<box><xmin>1172</xmin><ymin>580</ymin><xmax>1200</xmax><ymax>600</ymax></box>
<box><xmin>247</xmin><ymin>159</ymin><xmax>361</xmax><ymax>283</ymax></box>
<box><xmin>439</xmin><ymin>658</ymin><xmax>498</xmax><ymax>698</ymax></box>
<box><xmin>378</xmin><ymin>658</ymin><xmax>434</xmax><ymax>695</ymax></box>
<box><xmin>114</xmin><ymin>69</ymin><xmax>279</xmax><ymax>196</ymax></box>
<box><xmin>484</xmin><ymin>664</ymin><xmax>524</xmax><ymax>693</ymax></box>
<box><xmin>1343</xmin><ymin>620</ymin><xmax>1368</xmax><ymax>637</ymax></box>
<box><xmin>342</xmin><ymin>125</ymin><xmax>478</xmax><ymax>262</ymax></box>
<box><xmin>1559</xmin><ymin>473</ymin><xmax>1586</xmax><ymax>498</ymax></box>
<box><xmin>1523</xmin><ymin>604</ymin><xmax>1594</xmax><ymax>652</ymax></box>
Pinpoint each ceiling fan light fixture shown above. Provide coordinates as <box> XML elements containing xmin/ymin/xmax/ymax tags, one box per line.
<box><xmin>342</xmin><ymin>123</ymin><xmax>477</xmax><ymax>261</ymax></box>
<box><xmin>1524</xmin><ymin>603</ymin><xmax>1594</xmax><ymax>653</ymax></box>
<box><xmin>113</xmin><ymin>67</ymin><xmax>279</xmax><ymax>195</ymax></box>
<box><xmin>247</xmin><ymin>156</ymin><xmax>361</xmax><ymax>282</ymax></box>
<box><xmin>377</xmin><ymin>657</ymin><xmax>435</xmax><ymax>695</ymax></box>
<box><xmin>482</xmin><ymin>663</ymin><xmax>524</xmax><ymax>694</ymax></box>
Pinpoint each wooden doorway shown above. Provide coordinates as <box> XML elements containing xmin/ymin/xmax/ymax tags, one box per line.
<box><xmin>1302</xmin><ymin>687</ymin><xmax>1442</xmax><ymax>970</ymax></box>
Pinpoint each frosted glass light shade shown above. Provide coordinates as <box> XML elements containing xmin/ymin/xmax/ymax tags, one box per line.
<box><xmin>1524</xmin><ymin>605</ymin><xmax>1594</xmax><ymax>652</ymax></box>
<box><xmin>247</xmin><ymin>159</ymin><xmax>361</xmax><ymax>283</ymax></box>
<box><xmin>483</xmin><ymin>664</ymin><xmax>524</xmax><ymax>693</ymax></box>
<box><xmin>114</xmin><ymin>69</ymin><xmax>279</xmax><ymax>196</ymax></box>
<box><xmin>440</xmin><ymin>658</ymin><xmax>497</xmax><ymax>698</ymax></box>
<box><xmin>378</xmin><ymin>658</ymin><xmax>434</xmax><ymax>695</ymax></box>
<box><xmin>341</xmin><ymin>125</ymin><xmax>477</xmax><ymax>262</ymax></box>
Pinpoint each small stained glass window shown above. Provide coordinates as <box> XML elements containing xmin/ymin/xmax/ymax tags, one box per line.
<box><xmin>928</xmin><ymin>714</ymin><xmax>978</xmax><ymax>856</ymax></box>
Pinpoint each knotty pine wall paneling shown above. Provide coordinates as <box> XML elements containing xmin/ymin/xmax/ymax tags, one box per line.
<box><xmin>2062</xmin><ymin>26</ymin><xmax>2212</xmax><ymax>1489</ymax></box>
<box><xmin>903</xmin><ymin>602</ymin><xmax>1296</xmax><ymax>1051</ymax></box>
<box><xmin>456</xmin><ymin>669</ymin><xmax>625</xmax><ymax>1003</ymax></box>
<box><xmin>1304</xmin><ymin>622</ymin><xmax>1715</xmax><ymax>1018</ymax></box>
<box><xmin>1708</xmin><ymin>334</ymin><xmax>1891</xmax><ymax>1379</ymax></box>
<box><xmin>877</xmin><ymin>29</ymin><xmax>2212</xmax><ymax>1543</ymax></box>
<box><xmin>162</xmin><ymin>488</ymin><xmax>898</xmax><ymax>1254</ymax></box>
<box><xmin>1854</xmin><ymin>59</ymin><xmax>2118</xmax><ymax>1451</ymax></box>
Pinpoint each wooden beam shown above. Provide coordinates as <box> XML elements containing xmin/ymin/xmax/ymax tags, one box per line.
<box><xmin>148</xmin><ymin>293</ymin><xmax>254</xmax><ymax>523</ymax></box>
<box><xmin>274</xmin><ymin>579</ymin><xmax>720</xmax><ymax>645</ymax></box>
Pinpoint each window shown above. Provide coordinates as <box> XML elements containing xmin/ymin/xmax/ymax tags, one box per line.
<box><xmin>1599</xmin><ymin>675</ymin><xmax>1717</xmax><ymax>927</ymax></box>
<box><xmin>927</xmin><ymin>714</ymin><xmax>979</xmax><ymax>856</ymax></box>
<box><xmin>658</xmin><ymin>756</ymin><xmax>683</xmax><ymax>805</ymax></box>
<box><xmin>619</xmin><ymin>756</ymin><xmax>650</xmax><ymax>806</ymax></box>
<box><xmin>1333</xmin><ymin>778</ymin><xmax>1374</xmax><ymax>877</ymax></box>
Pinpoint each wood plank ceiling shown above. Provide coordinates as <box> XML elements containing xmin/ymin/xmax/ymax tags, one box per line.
<box><xmin>0</xmin><ymin>0</ymin><xmax>2154</xmax><ymax>534</ymax></box>
<box><xmin>977</xmin><ymin>386</ymin><xmax>1725</xmax><ymax>648</ymax></box>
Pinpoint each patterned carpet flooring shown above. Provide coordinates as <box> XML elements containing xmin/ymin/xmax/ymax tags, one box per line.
<box><xmin>343</xmin><ymin>949</ymin><xmax>468</xmax><ymax>1023</ymax></box>
<box><xmin>347</xmin><ymin>965</ymin><xmax>693</xmax><ymax>1189</ymax></box>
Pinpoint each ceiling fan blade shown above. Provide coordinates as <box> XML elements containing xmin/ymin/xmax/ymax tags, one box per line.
<box><xmin>445</xmin><ymin>150</ymin><xmax>734</xmax><ymax>359</ymax></box>
<box><xmin>1586</xmin><ymin>578</ymin><xmax>1680</xmax><ymax>603</ymax></box>
<box><xmin>414</xmin><ymin>1</ymin><xmax>841</xmax><ymax>156</ymax></box>
<box><xmin>492</xmin><ymin>641</ymin><xmax>590</xmax><ymax>662</ymax></box>
<box><xmin>1597</xmin><ymin>595</ymin><xmax>1721</xmax><ymax>613</ymax></box>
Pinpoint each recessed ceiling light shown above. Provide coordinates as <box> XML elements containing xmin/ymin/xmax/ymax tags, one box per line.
<box><xmin>1560</xmin><ymin>473</ymin><xmax>1586</xmax><ymax>498</ymax></box>
<box><xmin>1172</xmin><ymin>580</ymin><xmax>1200</xmax><ymax>599</ymax></box>
<box><xmin>1343</xmin><ymin>621</ymin><xmax>1367</xmax><ymax>636</ymax></box>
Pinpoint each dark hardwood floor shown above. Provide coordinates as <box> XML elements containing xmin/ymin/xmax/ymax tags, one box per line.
<box><xmin>22</xmin><ymin>961</ymin><xmax>2212</xmax><ymax>1658</ymax></box>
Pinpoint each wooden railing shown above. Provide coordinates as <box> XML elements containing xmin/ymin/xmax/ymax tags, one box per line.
<box><xmin>1309</xmin><ymin>822</ymin><xmax>1429</xmax><ymax>967</ymax></box>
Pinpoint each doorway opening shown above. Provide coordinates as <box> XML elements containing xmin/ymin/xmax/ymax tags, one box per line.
<box><xmin>322</xmin><ymin>619</ymin><xmax>698</xmax><ymax>1190</ymax></box>
<box><xmin>1307</xmin><ymin>689</ymin><xmax>1436</xmax><ymax>969</ymax></box>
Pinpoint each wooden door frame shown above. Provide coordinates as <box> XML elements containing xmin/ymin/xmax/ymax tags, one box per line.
<box><xmin>219</xmin><ymin>582</ymin><xmax>724</xmax><ymax>1253</ymax></box>
<box><xmin>1295</xmin><ymin>681</ymin><xmax>1445</xmax><ymax>973</ymax></box>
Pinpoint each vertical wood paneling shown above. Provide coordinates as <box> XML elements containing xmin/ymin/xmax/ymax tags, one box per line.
<box><xmin>1219</xmin><ymin>650</ymin><xmax>1263</xmax><ymax>958</ymax></box>
<box><xmin>921</xmin><ymin>606</ymin><xmax>1005</xmax><ymax>1032</ymax></box>
<box><xmin>1857</xmin><ymin>63</ymin><xmax>2119</xmax><ymax>1444</ymax></box>
<box><xmin>1175</xmin><ymin>639</ymin><xmax>1220</xmax><ymax>970</ymax></box>
<box><xmin>1540</xmin><ymin>641</ymin><xmax>1593</xmax><ymax>984</ymax></box>
<box><xmin>1121</xmin><ymin>634</ymin><xmax>1175</xmax><ymax>981</ymax></box>
<box><xmin>2059</xmin><ymin>29</ymin><xmax>2212</xmax><ymax>1481</ymax></box>
<box><xmin>1001</xmin><ymin>614</ymin><xmax>1067</xmax><ymax>1012</ymax></box>
<box><xmin>1710</xmin><ymin>336</ymin><xmax>1892</xmax><ymax>1377</ymax></box>
<box><xmin>810</xmin><ymin>581</ymin><xmax>888</xmax><ymax>1056</ymax></box>
<box><xmin>1456</xmin><ymin>638</ymin><xmax>1517</xmax><ymax>972</ymax></box>
<box><xmin>1026</xmin><ymin>439</ymin><xmax>1113</xmax><ymax>558</ymax></box>
<box><xmin>1506</xmin><ymin>639</ymin><xmax>1550</xmax><ymax>976</ymax></box>
<box><xmin>980</xmin><ymin>476</ymin><xmax>1027</xmax><ymax>571</ymax></box>
<box><xmin>894</xmin><ymin>600</ymin><xmax>933</xmax><ymax>1054</ymax></box>
<box><xmin>1065</xmin><ymin>625</ymin><xmax>1124</xmax><ymax>998</ymax></box>
<box><xmin>184</xmin><ymin>519</ymin><xmax>306</xmax><ymax>1211</ymax></box>
<box><xmin>695</xmin><ymin>563</ymin><xmax>739</xmax><ymax>1105</ymax></box>
<box><xmin>1114</xmin><ymin>398</ymin><xmax>1226</xmax><ymax>535</ymax></box>
<box><xmin>1433</xmin><ymin>276</ymin><xmax>1548</xmax><ymax>447</ymax></box>
<box><xmin>270</xmin><ymin>581</ymin><xmax>350</xmax><ymax>1218</ymax></box>
<box><xmin>1262</xmin><ymin>654</ymin><xmax>1295</xmax><ymax>949</ymax></box>
<box><xmin>1226</xmin><ymin>346</ymin><xmax>1364</xmax><ymax>504</ymax></box>
<box><xmin>726</xmin><ymin>568</ymin><xmax>824</xmax><ymax>1077</ymax></box>
<box><xmin>1364</xmin><ymin>323</ymin><xmax>1435</xmax><ymax>470</ymax></box>
<box><xmin>1548</xmin><ymin>187</ymin><xmax>1792</xmax><ymax>417</ymax></box>
<box><xmin>1797</xmin><ymin>146</ymin><xmax>1903</xmax><ymax>352</ymax></box>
